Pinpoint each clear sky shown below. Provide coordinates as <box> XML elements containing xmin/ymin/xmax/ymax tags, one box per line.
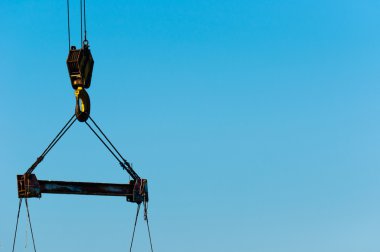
<box><xmin>1</xmin><ymin>1</ymin><xmax>380</xmax><ymax>251</ymax></box>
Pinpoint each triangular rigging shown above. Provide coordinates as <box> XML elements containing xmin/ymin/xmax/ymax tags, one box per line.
<box><xmin>12</xmin><ymin>0</ymin><xmax>153</xmax><ymax>251</ymax></box>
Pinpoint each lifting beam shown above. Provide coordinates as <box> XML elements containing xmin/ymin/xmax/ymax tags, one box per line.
<box><xmin>17</xmin><ymin>174</ymin><xmax>148</xmax><ymax>203</ymax></box>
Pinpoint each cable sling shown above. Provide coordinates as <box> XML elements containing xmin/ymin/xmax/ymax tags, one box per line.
<box><xmin>129</xmin><ymin>203</ymin><xmax>141</xmax><ymax>252</ymax></box>
<box><xmin>11</xmin><ymin>199</ymin><xmax>22</xmax><ymax>252</ymax></box>
<box><xmin>25</xmin><ymin>199</ymin><xmax>37</xmax><ymax>252</ymax></box>
<box><xmin>85</xmin><ymin>115</ymin><xmax>140</xmax><ymax>180</ymax></box>
<box><xmin>26</xmin><ymin>114</ymin><xmax>76</xmax><ymax>175</ymax></box>
<box><xmin>12</xmin><ymin>199</ymin><xmax>37</xmax><ymax>252</ymax></box>
<box><xmin>144</xmin><ymin>199</ymin><xmax>154</xmax><ymax>252</ymax></box>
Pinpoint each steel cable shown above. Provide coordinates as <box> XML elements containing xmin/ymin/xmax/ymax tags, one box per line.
<box><xmin>144</xmin><ymin>200</ymin><xmax>154</xmax><ymax>252</ymax></box>
<box><xmin>85</xmin><ymin>116</ymin><xmax>139</xmax><ymax>179</ymax></box>
<box><xmin>129</xmin><ymin>204</ymin><xmax>141</xmax><ymax>252</ymax></box>
<box><xmin>67</xmin><ymin>0</ymin><xmax>71</xmax><ymax>49</ymax></box>
<box><xmin>25</xmin><ymin>199</ymin><xmax>37</xmax><ymax>252</ymax></box>
<box><xmin>145</xmin><ymin>216</ymin><xmax>154</xmax><ymax>252</ymax></box>
<box><xmin>84</xmin><ymin>0</ymin><xmax>87</xmax><ymax>41</ymax></box>
<box><xmin>11</xmin><ymin>199</ymin><xmax>22</xmax><ymax>252</ymax></box>
<box><xmin>40</xmin><ymin>114</ymin><xmax>76</xmax><ymax>157</ymax></box>
<box><xmin>26</xmin><ymin>114</ymin><xmax>76</xmax><ymax>174</ymax></box>
<box><xmin>88</xmin><ymin>116</ymin><xmax>128</xmax><ymax>166</ymax></box>
<box><xmin>88</xmin><ymin>116</ymin><xmax>139</xmax><ymax>179</ymax></box>
<box><xmin>80</xmin><ymin>0</ymin><xmax>83</xmax><ymax>44</ymax></box>
<box><xmin>84</xmin><ymin>121</ymin><xmax>124</xmax><ymax>164</ymax></box>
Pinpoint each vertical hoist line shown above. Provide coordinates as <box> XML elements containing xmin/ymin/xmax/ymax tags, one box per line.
<box><xmin>84</xmin><ymin>0</ymin><xmax>87</xmax><ymax>41</ymax></box>
<box><xmin>11</xmin><ymin>199</ymin><xmax>22</xmax><ymax>252</ymax></box>
<box><xmin>80</xmin><ymin>0</ymin><xmax>83</xmax><ymax>44</ymax></box>
<box><xmin>67</xmin><ymin>0</ymin><xmax>71</xmax><ymax>49</ymax></box>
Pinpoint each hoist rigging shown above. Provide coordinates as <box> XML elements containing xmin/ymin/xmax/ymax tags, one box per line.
<box><xmin>12</xmin><ymin>1</ymin><xmax>153</xmax><ymax>251</ymax></box>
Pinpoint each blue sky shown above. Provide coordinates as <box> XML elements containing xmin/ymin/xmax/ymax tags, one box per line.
<box><xmin>1</xmin><ymin>1</ymin><xmax>380</xmax><ymax>251</ymax></box>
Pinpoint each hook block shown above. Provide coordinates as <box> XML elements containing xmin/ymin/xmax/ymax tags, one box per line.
<box><xmin>67</xmin><ymin>44</ymin><xmax>94</xmax><ymax>89</ymax></box>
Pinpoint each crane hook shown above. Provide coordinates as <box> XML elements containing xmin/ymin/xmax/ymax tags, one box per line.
<box><xmin>75</xmin><ymin>87</ymin><xmax>90</xmax><ymax>122</ymax></box>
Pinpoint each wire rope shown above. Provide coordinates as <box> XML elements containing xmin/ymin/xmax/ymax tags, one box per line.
<box><xmin>85</xmin><ymin>121</ymin><xmax>124</xmax><ymax>164</ymax></box>
<box><xmin>67</xmin><ymin>0</ymin><xmax>71</xmax><ymax>49</ymax></box>
<box><xmin>25</xmin><ymin>199</ymin><xmax>37</xmax><ymax>252</ymax></box>
<box><xmin>145</xmin><ymin>216</ymin><xmax>154</xmax><ymax>252</ymax></box>
<box><xmin>84</xmin><ymin>0</ymin><xmax>87</xmax><ymax>41</ymax></box>
<box><xmin>11</xmin><ymin>199</ymin><xmax>22</xmax><ymax>252</ymax></box>
<box><xmin>12</xmin><ymin>199</ymin><xmax>38</xmax><ymax>252</ymax></box>
<box><xmin>85</xmin><ymin>116</ymin><xmax>139</xmax><ymax>179</ymax></box>
<box><xmin>80</xmin><ymin>0</ymin><xmax>83</xmax><ymax>44</ymax></box>
<box><xmin>88</xmin><ymin>116</ymin><xmax>139</xmax><ymax>178</ymax></box>
<box><xmin>26</xmin><ymin>114</ymin><xmax>76</xmax><ymax>174</ymax></box>
<box><xmin>144</xmin><ymin>200</ymin><xmax>154</xmax><ymax>252</ymax></box>
<box><xmin>129</xmin><ymin>204</ymin><xmax>141</xmax><ymax>252</ymax></box>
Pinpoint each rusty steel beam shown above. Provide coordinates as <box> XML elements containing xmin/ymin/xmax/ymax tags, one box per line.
<box><xmin>38</xmin><ymin>180</ymin><xmax>134</xmax><ymax>196</ymax></box>
<box><xmin>17</xmin><ymin>174</ymin><xmax>148</xmax><ymax>203</ymax></box>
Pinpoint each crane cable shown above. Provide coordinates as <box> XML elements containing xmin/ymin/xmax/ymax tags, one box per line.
<box><xmin>12</xmin><ymin>199</ymin><xmax>37</xmax><ymax>252</ymax></box>
<box><xmin>85</xmin><ymin>115</ymin><xmax>140</xmax><ymax>180</ymax></box>
<box><xmin>26</xmin><ymin>114</ymin><xmax>76</xmax><ymax>175</ymax></box>
<box><xmin>11</xmin><ymin>199</ymin><xmax>22</xmax><ymax>252</ymax></box>
<box><xmin>80</xmin><ymin>0</ymin><xmax>83</xmax><ymax>43</ymax></box>
<box><xmin>129</xmin><ymin>200</ymin><xmax>154</xmax><ymax>252</ymax></box>
<box><xmin>144</xmin><ymin>198</ymin><xmax>154</xmax><ymax>252</ymax></box>
<box><xmin>24</xmin><ymin>113</ymin><xmax>137</xmax><ymax>179</ymax></box>
<box><xmin>25</xmin><ymin>199</ymin><xmax>37</xmax><ymax>252</ymax></box>
<box><xmin>83</xmin><ymin>0</ymin><xmax>87</xmax><ymax>42</ymax></box>
<box><xmin>67</xmin><ymin>0</ymin><xmax>87</xmax><ymax>48</ymax></box>
<box><xmin>67</xmin><ymin>0</ymin><xmax>71</xmax><ymax>49</ymax></box>
<box><xmin>129</xmin><ymin>203</ymin><xmax>141</xmax><ymax>252</ymax></box>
